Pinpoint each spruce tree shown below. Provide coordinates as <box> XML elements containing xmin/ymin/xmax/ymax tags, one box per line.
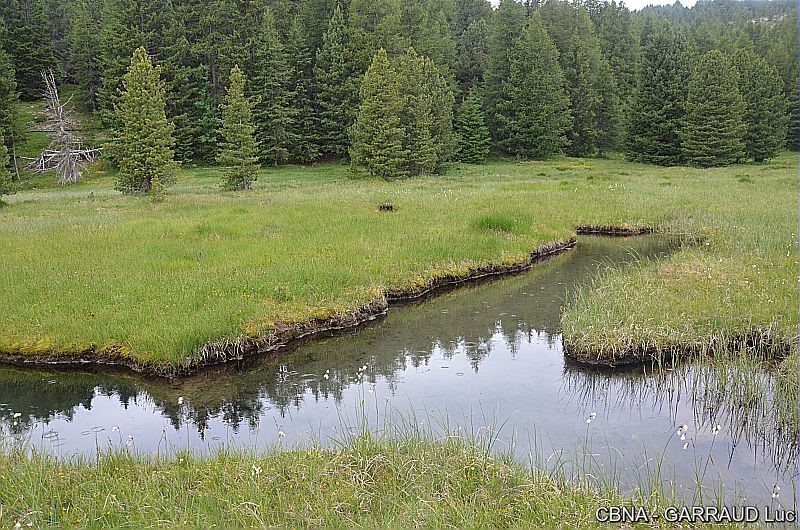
<box><xmin>114</xmin><ymin>47</ymin><xmax>177</xmax><ymax>194</ymax></box>
<box><xmin>314</xmin><ymin>4</ymin><xmax>360</xmax><ymax>158</ymax></box>
<box><xmin>626</xmin><ymin>27</ymin><xmax>693</xmax><ymax>166</ymax></box>
<box><xmin>454</xmin><ymin>88</ymin><xmax>491</xmax><ymax>163</ymax></box>
<box><xmin>3</xmin><ymin>0</ymin><xmax>55</xmax><ymax>99</ymax></box>
<box><xmin>484</xmin><ymin>0</ymin><xmax>526</xmax><ymax>143</ymax></box>
<box><xmin>456</xmin><ymin>19</ymin><xmax>489</xmax><ymax>98</ymax></box>
<box><xmin>350</xmin><ymin>49</ymin><xmax>408</xmax><ymax>180</ymax></box>
<box><xmin>97</xmin><ymin>0</ymin><xmax>141</xmax><ymax>126</ymax></box>
<box><xmin>395</xmin><ymin>49</ymin><xmax>437</xmax><ymax>176</ymax></box>
<box><xmin>541</xmin><ymin>3</ymin><xmax>620</xmax><ymax>157</ymax></box>
<box><xmin>680</xmin><ymin>50</ymin><xmax>745</xmax><ymax>167</ymax></box>
<box><xmin>0</xmin><ymin>134</ymin><xmax>14</xmax><ymax>200</ymax></box>
<box><xmin>286</xmin><ymin>14</ymin><xmax>320</xmax><ymax>164</ymax></box>
<box><xmin>217</xmin><ymin>66</ymin><xmax>259</xmax><ymax>190</ymax></box>
<box><xmin>734</xmin><ymin>50</ymin><xmax>787</xmax><ymax>162</ymax></box>
<box><xmin>422</xmin><ymin>55</ymin><xmax>455</xmax><ymax>172</ymax></box>
<box><xmin>594</xmin><ymin>1</ymin><xmax>640</xmax><ymax>129</ymax></box>
<box><xmin>67</xmin><ymin>0</ymin><xmax>102</xmax><ymax>110</ymax></box>
<box><xmin>251</xmin><ymin>8</ymin><xmax>295</xmax><ymax>166</ymax></box>
<box><xmin>496</xmin><ymin>14</ymin><xmax>571</xmax><ymax>159</ymax></box>
<box><xmin>0</xmin><ymin>48</ymin><xmax>19</xmax><ymax>151</ymax></box>
<box><xmin>764</xmin><ymin>15</ymin><xmax>798</xmax><ymax>150</ymax></box>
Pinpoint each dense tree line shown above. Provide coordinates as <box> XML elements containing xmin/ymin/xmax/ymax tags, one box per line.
<box><xmin>0</xmin><ymin>0</ymin><xmax>797</xmax><ymax>189</ymax></box>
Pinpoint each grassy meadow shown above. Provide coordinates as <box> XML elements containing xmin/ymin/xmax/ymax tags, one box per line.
<box><xmin>0</xmin><ymin>432</ymin><xmax>741</xmax><ymax>529</ymax></box>
<box><xmin>0</xmin><ymin>153</ymin><xmax>797</xmax><ymax>373</ymax></box>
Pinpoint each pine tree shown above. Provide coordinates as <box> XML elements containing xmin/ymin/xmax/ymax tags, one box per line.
<box><xmin>541</xmin><ymin>3</ymin><xmax>620</xmax><ymax>157</ymax></box>
<box><xmin>286</xmin><ymin>14</ymin><xmax>320</xmax><ymax>164</ymax></box>
<box><xmin>0</xmin><ymin>47</ymin><xmax>18</xmax><ymax>149</ymax></box>
<box><xmin>734</xmin><ymin>50</ymin><xmax>787</xmax><ymax>162</ymax></box>
<box><xmin>456</xmin><ymin>19</ymin><xmax>489</xmax><ymax>98</ymax></box>
<box><xmin>402</xmin><ymin>0</ymin><xmax>457</xmax><ymax>80</ymax></box>
<box><xmin>454</xmin><ymin>88</ymin><xmax>491</xmax><ymax>163</ymax></box>
<box><xmin>350</xmin><ymin>49</ymin><xmax>408</xmax><ymax>180</ymax></box>
<box><xmin>680</xmin><ymin>50</ymin><xmax>745</xmax><ymax>167</ymax></box>
<box><xmin>348</xmin><ymin>0</ymin><xmax>405</xmax><ymax>70</ymax></box>
<box><xmin>251</xmin><ymin>8</ymin><xmax>295</xmax><ymax>166</ymax></box>
<box><xmin>217</xmin><ymin>66</ymin><xmax>259</xmax><ymax>190</ymax></box>
<box><xmin>484</xmin><ymin>0</ymin><xmax>526</xmax><ymax>143</ymax></box>
<box><xmin>3</xmin><ymin>0</ymin><xmax>55</xmax><ymax>99</ymax></box>
<box><xmin>395</xmin><ymin>49</ymin><xmax>438</xmax><ymax>176</ymax></box>
<box><xmin>422</xmin><ymin>56</ymin><xmax>455</xmax><ymax>172</ymax></box>
<box><xmin>314</xmin><ymin>4</ymin><xmax>360</xmax><ymax>158</ymax></box>
<box><xmin>0</xmin><ymin>134</ymin><xmax>14</xmax><ymax>200</ymax></box>
<box><xmin>114</xmin><ymin>47</ymin><xmax>177</xmax><ymax>194</ymax></box>
<box><xmin>594</xmin><ymin>1</ymin><xmax>640</xmax><ymax>136</ymax></box>
<box><xmin>97</xmin><ymin>0</ymin><xmax>142</xmax><ymax>125</ymax></box>
<box><xmin>626</xmin><ymin>27</ymin><xmax>693</xmax><ymax>166</ymax></box>
<box><xmin>67</xmin><ymin>0</ymin><xmax>102</xmax><ymax>110</ymax></box>
<box><xmin>496</xmin><ymin>13</ymin><xmax>571</xmax><ymax>159</ymax></box>
<box><xmin>764</xmin><ymin>14</ymin><xmax>799</xmax><ymax>150</ymax></box>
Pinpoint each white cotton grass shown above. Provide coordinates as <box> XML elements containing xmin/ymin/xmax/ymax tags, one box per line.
<box><xmin>277</xmin><ymin>430</ymin><xmax>285</xmax><ymax>438</ymax></box>
<box><xmin>177</xmin><ymin>396</ymin><xmax>184</xmax><ymax>405</ymax></box>
<box><xmin>712</xmin><ymin>424</ymin><xmax>721</xmax><ymax>435</ymax></box>
<box><xmin>586</xmin><ymin>412</ymin><xmax>597</xmax><ymax>424</ymax></box>
<box><xmin>772</xmin><ymin>484</ymin><xmax>781</xmax><ymax>499</ymax></box>
<box><xmin>323</xmin><ymin>369</ymin><xmax>330</xmax><ymax>380</ymax></box>
<box><xmin>251</xmin><ymin>464</ymin><xmax>262</xmax><ymax>477</ymax></box>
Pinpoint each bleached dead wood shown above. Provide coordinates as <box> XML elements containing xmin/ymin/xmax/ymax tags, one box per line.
<box><xmin>26</xmin><ymin>70</ymin><xmax>101</xmax><ymax>185</ymax></box>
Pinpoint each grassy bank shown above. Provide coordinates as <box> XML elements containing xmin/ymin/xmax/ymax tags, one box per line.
<box><xmin>0</xmin><ymin>434</ymin><xmax>724</xmax><ymax>529</ymax></box>
<box><xmin>0</xmin><ymin>153</ymin><xmax>797</xmax><ymax>372</ymax></box>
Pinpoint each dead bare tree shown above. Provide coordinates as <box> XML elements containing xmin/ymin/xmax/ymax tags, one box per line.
<box><xmin>23</xmin><ymin>71</ymin><xmax>101</xmax><ymax>185</ymax></box>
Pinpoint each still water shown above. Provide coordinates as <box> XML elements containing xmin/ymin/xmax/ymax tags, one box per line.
<box><xmin>0</xmin><ymin>236</ymin><xmax>795</xmax><ymax>506</ymax></box>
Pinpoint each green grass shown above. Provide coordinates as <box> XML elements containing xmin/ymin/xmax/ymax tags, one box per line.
<box><xmin>0</xmin><ymin>432</ymin><xmax>733</xmax><ymax>529</ymax></box>
<box><xmin>0</xmin><ymin>154</ymin><xmax>797</xmax><ymax>373</ymax></box>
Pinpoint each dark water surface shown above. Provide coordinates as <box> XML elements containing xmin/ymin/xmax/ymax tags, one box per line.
<box><xmin>1</xmin><ymin>236</ymin><xmax>795</xmax><ymax>507</ymax></box>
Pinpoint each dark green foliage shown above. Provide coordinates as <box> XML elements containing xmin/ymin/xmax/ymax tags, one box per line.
<box><xmin>394</xmin><ymin>48</ymin><xmax>454</xmax><ymax>175</ymax></box>
<box><xmin>764</xmin><ymin>13</ymin><xmax>799</xmax><ymax>149</ymax></box>
<box><xmin>0</xmin><ymin>47</ymin><xmax>18</xmax><ymax>146</ymax></box>
<box><xmin>626</xmin><ymin>27</ymin><xmax>693</xmax><ymax>166</ymax></box>
<box><xmin>313</xmin><ymin>4</ymin><xmax>360</xmax><ymax>158</ymax></box>
<box><xmin>217</xmin><ymin>66</ymin><xmax>259</xmax><ymax>190</ymax></box>
<box><xmin>350</xmin><ymin>49</ymin><xmax>407</xmax><ymax>179</ymax></box>
<box><xmin>114</xmin><ymin>47</ymin><xmax>177</xmax><ymax>194</ymax></box>
<box><xmin>734</xmin><ymin>50</ymin><xmax>787</xmax><ymax>162</ymax></box>
<box><xmin>456</xmin><ymin>19</ymin><xmax>489</xmax><ymax>98</ymax></box>
<box><xmin>97</xmin><ymin>0</ymin><xmax>140</xmax><ymax>125</ymax></box>
<box><xmin>351</xmin><ymin>48</ymin><xmax>453</xmax><ymax>178</ymax></box>
<box><xmin>680</xmin><ymin>50</ymin><xmax>745</xmax><ymax>167</ymax></box>
<box><xmin>540</xmin><ymin>3</ymin><xmax>621</xmax><ymax>157</ymax></box>
<box><xmin>11</xmin><ymin>0</ymin><xmax>798</xmax><ymax>168</ymax></box>
<box><xmin>251</xmin><ymin>8</ymin><xmax>295</xmax><ymax>166</ymax></box>
<box><xmin>67</xmin><ymin>0</ymin><xmax>102</xmax><ymax>110</ymax></box>
<box><xmin>401</xmin><ymin>0</ymin><xmax>457</xmax><ymax>79</ymax></box>
<box><xmin>495</xmin><ymin>13</ymin><xmax>571</xmax><ymax>159</ymax></box>
<box><xmin>2</xmin><ymin>0</ymin><xmax>55</xmax><ymax>99</ymax></box>
<box><xmin>348</xmin><ymin>0</ymin><xmax>405</xmax><ymax>70</ymax></box>
<box><xmin>0</xmin><ymin>134</ymin><xmax>14</xmax><ymax>199</ymax></box>
<box><xmin>286</xmin><ymin>15</ymin><xmax>320</xmax><ymax>164</ymax></box>
<box><xmin>593</xmin><ymin>1</ymin><xmax>640</xmax><ymax>130</ymax></box>
<box><xmin>484</xmin><ymin>0</ymin><xmax>526</xmax><ymax>143</ymax></box>
<box><xmin>454</xmin><ymin>89</ymin><xmax>491</xmax><ymax>163</ymax></box>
